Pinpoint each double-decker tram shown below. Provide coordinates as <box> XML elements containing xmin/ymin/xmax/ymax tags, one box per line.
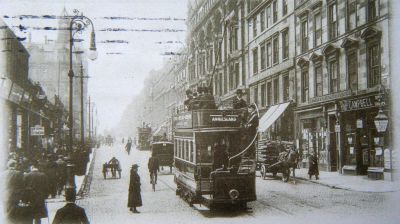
<box><xmin>173</xmin><ymin>108</ymin><xmax>257</xmax><ymax>210</ymax></box>
<box><xmin>137</xmin><ymin>125</ymin><xmax>152</xmax><ymax>151</ymax></box>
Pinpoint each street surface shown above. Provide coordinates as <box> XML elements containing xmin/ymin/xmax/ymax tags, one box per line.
<box><xmin>48</xmin><ymin>143</ymin><xmax>399</xmax><ymax>224</ymax></box>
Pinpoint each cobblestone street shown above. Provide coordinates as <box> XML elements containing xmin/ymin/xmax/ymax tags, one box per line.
<box><xmin>44</xmin><ymin>143</ymin><xmax>398</xmax><ymax>224</ymax></box>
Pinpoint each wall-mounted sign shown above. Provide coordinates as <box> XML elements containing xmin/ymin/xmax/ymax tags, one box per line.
<box><xmin>31</xmin><ymin>125</ymin><xmax>45</xmax><ymax>136</ymax></box>
<box><xmin>335</xmin><ymin>124</ymin><xmax>341</xmax><ymax>132</ymax></box>
<box><xmin>309</xmin><ymin>90</ymin><xmax>351</xmax><ymax>104</ymax></box>
<box><xmin>9</xmin><ymin>83</ymin><xmax>24</xmax><ymax>104</ymax></box>
<box><xmin>1</xmin><ymin>78</ymin><xmax>12</xmax><ymax>99</ymax></box>
<box><xmin>356</xmin><ymin>119</ymin><xmax>363</xmax><ymax>128</ymax></box>
<box><xmin>340</xmin><ymin>96</ymin><xmax>378</xmax><ymax>112</ymax></box>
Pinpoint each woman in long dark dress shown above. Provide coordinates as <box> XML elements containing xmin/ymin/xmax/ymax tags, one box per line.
<box><xmin>308</xmin><ymin>151</ymin><xmax>319</xmax><ymax>180</ymax></box>
<box><xmin>128</xmin><ymin>164</ymin><xmax>142</xmax><ymax>213</ymax></box>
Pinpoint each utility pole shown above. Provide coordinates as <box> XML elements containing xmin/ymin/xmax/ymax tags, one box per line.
<box><xmin>88</xmin><ymin>96</ymin><xmax>91</xmax><ymax>143</ymax></box>
<box><xmin>80</xmin><ymin>64</ymin><xmax>84</xmax><ymax>147</ymax></box>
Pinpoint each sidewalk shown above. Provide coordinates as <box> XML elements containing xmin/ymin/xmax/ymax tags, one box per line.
<box><xmin>295</xmin><ymin>168</ymin><xmax>400</xmax><ymax>193</ymax></box>
<box><xmin>46</xmin><ymin>149</ymin><xmax>96</xmax><ymax>203</ymax></box>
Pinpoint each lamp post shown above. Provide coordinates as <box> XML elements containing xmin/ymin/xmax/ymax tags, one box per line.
<box><xmin>374</xmin><ymin>85</ymin><xmax>390</xmax><ymax>180</ymax></box>
<box><xmin>66</xmin><ymin>10</ymin><xmax>97</xmax><ymax>194</ymax></box>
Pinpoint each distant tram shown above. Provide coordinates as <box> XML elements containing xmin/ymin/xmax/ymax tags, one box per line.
<box><xmin>173</xmin><ymin>108</ymin><xmax>257</xmax><ymax>210</ymax></box>
<box><xmin>137</xmin><ymin>125</ymin><xmax>152</xmax><ymax>151</ymax></box>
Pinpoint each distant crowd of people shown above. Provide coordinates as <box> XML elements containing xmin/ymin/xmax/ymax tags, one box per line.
<box><xmin>4</xmin><ymin>144</ymin><xmax>91</xmax><ymax>223</ymax></box>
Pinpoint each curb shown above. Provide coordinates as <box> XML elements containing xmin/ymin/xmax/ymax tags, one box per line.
<box><xmin>294</xmin><ymin>176</ymin><xmax>352</xmax><ymax>191</ymax></box>
<box><xmin>77</xmin><ymin>148</ymin><xmax>97</xmax><ymax>197</ymax></box>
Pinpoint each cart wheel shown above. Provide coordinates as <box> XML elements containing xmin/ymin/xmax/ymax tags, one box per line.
<box><xmin>261</xmin><ymin>165</ymin><xmax>266</xmax><ymax>180</ymax></box>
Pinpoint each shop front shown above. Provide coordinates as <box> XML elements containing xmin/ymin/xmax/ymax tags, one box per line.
<box><xmin>339</xmin><ymin>93</ymin><xmax>388</xmax><ymax>176</ymax></box>
<box><xmin>295</xmin><ymin>90</ymin><xmax>390</xmax><ymax>176</ymax></box>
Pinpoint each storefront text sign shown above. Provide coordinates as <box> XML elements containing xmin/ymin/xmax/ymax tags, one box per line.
<box><xmin>335</xmin><ymin>124</ymin><xmax>341</xmax><ymax>132</ymax></box>
<box><xmin>309</xmin><ymin>90</ymin><xmax>351</xmax><ymax>104</ymax></box>
<box><xmin>356</xmin><ymin>119</ymin><xmax>363</xmax><ymax>128</ymax></box>
<box><xmin>340</xmin><ymin>96</ymin><xmax>377</xmax><ymax>112</ymax></box>
<box><xmin>30</xmin><ymin>125</ymin><xmax>45</xmax><ymax>136</ymax></box>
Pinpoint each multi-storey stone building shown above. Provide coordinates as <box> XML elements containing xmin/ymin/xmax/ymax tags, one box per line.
<box><xmin>247</xmin><ymin>0</ymin><xmax>296</xmax><ymax>142</ymax></box>
<box><xmin>187</xmin><ymin>0</ymin><xmax>247</xmax><ymax>106</ymax></box>
<box><xmin>26</xmin><ymin>8</ymin><xmax>89</xmax><ymax>142</ymax></box>
<box><xmin>293</xmin><ymin>0</ymin><xmax>391</xmax><ymax>175</ymax></box>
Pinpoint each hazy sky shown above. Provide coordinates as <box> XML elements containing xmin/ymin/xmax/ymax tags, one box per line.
<box><xmin>0</xmin><ymin>0</ymin><xmax>188</xmax><ymax>132</ymax></box>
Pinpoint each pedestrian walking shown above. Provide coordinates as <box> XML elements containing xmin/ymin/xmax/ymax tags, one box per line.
<box><xmin>23</xmin><ymin>162</ymin><xmax>49</xmax><ymax>224</ymax></box>
<box><xmin>52</xmin><ymin>189</ymin><xmax>90</xmax><ymax>224</ymax></box>
<box><xmin>125</xmin><ymin>140</ymin><xmax>132</xmax><ymax>155</ymax></box>
<box><xmin>308</xmin><ymin>151</ymin><xmax>319</xmax><ymax>180</ymax></box>
<box><xmin>128</xmin><ymin>164</ymin><xmax>142</xmax><ymax>213</ymax></box>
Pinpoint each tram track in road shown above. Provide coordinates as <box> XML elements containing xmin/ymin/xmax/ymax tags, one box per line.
<box><xmin>254</xmin><ymin>200</ymin><xmax>294</xmax><ymax>215</ymax></box>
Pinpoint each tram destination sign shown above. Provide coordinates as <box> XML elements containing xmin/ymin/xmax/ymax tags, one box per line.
<box><xmin>210</xmin><ymin>115</ymin><xmax>238</xmax><ymax>122</ymax></box>
<box><xmin>340</xmin><ymin>96</ymin><xmax>377</xmax><ymax>112</ymax></box>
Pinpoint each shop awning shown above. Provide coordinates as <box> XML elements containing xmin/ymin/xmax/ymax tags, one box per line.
<box><xmin>258</xmin><ymin>102</ymin><xmax>290</xmax><ymax>132</ymax></box>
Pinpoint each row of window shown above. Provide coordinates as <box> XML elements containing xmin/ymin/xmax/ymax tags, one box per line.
<box><xmin>300</xmin><ymin>42</ymin><xmax>381</xmax><ymax>103</ymax></box>
<box><xmin>253</xmin><ymin>29</ymin><xmax>289</xmax><ymax>75</ymax></box>
<box><xmin>252</xmin><ymin>0</ymin><xmax>288</xmax><ymax>39</ymax></box>
<box><xmin>300</xmin><ymin>0</ymin><xmax>380</xmax><ymax>53</ymax></box>
<box><xmin>251</xmin><ymin>74</ymin><xmax>290</xmax><ymax>108</ymax></box>
<box><xmin>174</xmin><ymin>138</ymin><xmax>195</xmax><ymax>163</ymax></box>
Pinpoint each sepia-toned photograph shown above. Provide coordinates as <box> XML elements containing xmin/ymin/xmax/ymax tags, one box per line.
<box><xmin>0</xmin><ymin>0</ymin><xmax>399</xmax><ymax>223</ymax></box>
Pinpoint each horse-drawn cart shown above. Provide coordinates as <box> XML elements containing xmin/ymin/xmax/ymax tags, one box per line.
<box><xmin>258</xmin><ymin>142</ymin><xmax>298</xmax><ymax>182</ymax></box>
<box><xmin>102</xmin><ymin>157</ymin><xmax>121</xmax><ymax>179</ymax></box>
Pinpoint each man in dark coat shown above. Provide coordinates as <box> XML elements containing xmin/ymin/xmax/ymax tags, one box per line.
<box><xmin>232</xmin><ymin>89</ymin><xmax>247</xmax><ymax>109</ymax></box>
<box><xmin>199</xmin><ymin>87</ymin><xmax>217</xmax><ymax>109</ymax></box>
<box><xmin>24</xmin><ymin>163</ymin><xmax>49</xmax><ymax>224</ymax></box>
<box><xmin>125</xmin><ymin>140</ymin><xmax>132</xmax><ymax>155</ymax></box>
<box><xmin>45</xmin><ymin>155</ymin><xmax>58</xmax><ymax>198</ymax></box>
<box><xmin>244</xmin><ymin>104</ymin><xmax>259</xmax><ymax>158</ymax></box>
<box><xmin>52</xmin><ymin>189</ymin><xmax>89</xmax><ymax>224</ymax></box>
<box><xmin>308</xmin><ymin>151</ymin><xmax>319</xmax><ymax>180</ymax></box>
<box><xmin>148</xmin><ymin>153</ymin><xmax>160</xmax><ymax>184</ymax></box>
<box><xmin>128</xmin><ymin>164</ymin><xmax>142</xmax><ymax>213</ymax></box>
<box><xmin>55</xmin><ymin>156</ymin><xmax>67</xmax><ymax>196</ymax></box>
<box><xmin>5</xmin><ymin>160</ymin><xmax>33</xmax><ymax>224</ymax></box>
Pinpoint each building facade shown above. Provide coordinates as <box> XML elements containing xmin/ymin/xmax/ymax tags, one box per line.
<box><xmin>293</xmin><ymin>0</ymin><xmax>391</xmax><ymax>174</ymax></box>
<box><xmin>1</xmin><ymin>19</ymin><xmax>63</xmax><ymax>155</ymax></box>
<box><xmin>247</xmin><ymin>0</ymin><xmax>296</xmax><ymax>143</ymax></box>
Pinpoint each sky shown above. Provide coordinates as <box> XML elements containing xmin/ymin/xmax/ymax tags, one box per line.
<box><xmin>0</xmin><ymin>0</ymin><xmax>188</xmax><ymax>132</ymax></box>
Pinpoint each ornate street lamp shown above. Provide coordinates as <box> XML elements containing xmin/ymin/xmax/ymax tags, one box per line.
<box><xmin>374</xmin><ymin>109</ymin><xmax>388</xmax><ymax>133</ymax></box>
<box><xmin>66</xmin><ymin>10</ymin><xmax>97</xmax><ymax>195</ymax></box>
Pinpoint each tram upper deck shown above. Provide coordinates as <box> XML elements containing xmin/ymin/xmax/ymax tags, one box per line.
<box><xmin>174</xmin><ymin>109</ymin><xmax>244</xmax><ymax>131</ymax></box>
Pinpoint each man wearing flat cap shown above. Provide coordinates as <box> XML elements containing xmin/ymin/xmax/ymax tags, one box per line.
<box><xmin>128</xmin><ymin>164</ymin><xmax>142</xmax><ymax>213</ymax></box>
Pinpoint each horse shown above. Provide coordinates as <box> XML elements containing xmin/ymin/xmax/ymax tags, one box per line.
<box><xmin>278</xmin><ymin>149</ymin><xmax>299</xmax><ymax>183</ymax></box>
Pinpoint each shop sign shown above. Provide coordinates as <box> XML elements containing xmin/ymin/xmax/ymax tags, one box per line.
<box><xmin>1</xmin><ymin>78</ymin><xmax>12</xmax><ymax>99</ymax></box>
<box><xmin>9</xmin><ymin>83</ymin><xmax>24</xmax><ymax>104</ymax></box>
<box><xmin>309</xmin><ymin>90</ymin><xmax>351</xmax><ymax>104</ymax></box>
<box><xmin>31</xmin><ymin>125</ymin><xmax>45</xmax><ymax>136</ymax></box>
<box><xmin>356</xmin><ymin>119</ymin><xmax>363</xmax><ymax>128</ymax></box>
<box><xmin>335</xmin><ymin>124</ymin><xmax>341</xmax><ymax>132</ymax></box>
<box><xmin>340</xmin><ymin>96</ymin><xmax>377</xmax><ymax>112</ymax></box>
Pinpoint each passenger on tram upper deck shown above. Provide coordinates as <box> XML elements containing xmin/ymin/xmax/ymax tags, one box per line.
<box><xmin>184</xmin><ymin>89</ymin><xmax>193</xmax><ymax>111</ymax></box>
<box><xmin>233</xmin><ymin>89</ymin><xmax>247</xmax><ymax>109</ymax></box>
<box><xmin>196</xmin><ymin>86</ymin><xmax>217</xmax><ymax>110</ymax></box>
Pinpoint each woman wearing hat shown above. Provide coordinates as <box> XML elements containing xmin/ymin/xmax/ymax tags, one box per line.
<box><xmin>128</xmin><ymin>164</ymin><xmax>142</xmax><ymax>213</ymax></box>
